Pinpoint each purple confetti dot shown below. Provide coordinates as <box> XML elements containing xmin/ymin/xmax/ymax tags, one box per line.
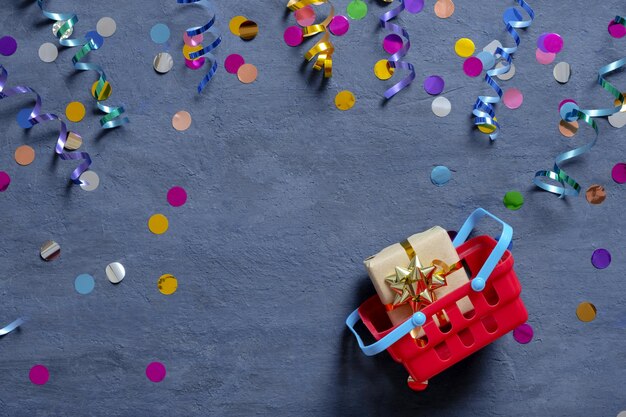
<box><xmin>536</xmin><ymin>33</ymin><xmax>549</xmax><ymax>53</ymax></box>
<box><xmin>404</xmin><ymin>0</ymin><xmax>424</xmax><ymax>14</ymax></box>
<box><xmin>329</xmin><ymin>15</ymin><xmax>350</xmax><ymax>36</ymax></box>
<box><xmin>612</xmin><ymin>163</ymin><xmax>626</xmax><ymax>184</ymax></box>
<box><xmin>423</xmin><ymin>75</ymin><xmax>444</xmax><ymax>95</ymax></box>
<box><xmin>513</xmin><ymin>323</ymin><xmax>533</xmax><ymax>344</ymax></box>
<box><xmin>591</xmin><ymin>248</ymin><xmax>611</xmax><ymax>269</ymax></box>
<box><xmin>383</xmin><ymin>34</ymin><xmax>403</xmax><ymax>55</ymax></box>
<box><xmin>0</xmin><ymin>36</ymin><xmax>18</xmax><ymax>56</ymax></box>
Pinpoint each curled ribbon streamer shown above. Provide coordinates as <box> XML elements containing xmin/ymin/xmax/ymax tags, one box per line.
<box><xmin>178</xmin><ymin>0</ymin><xmax>222</xmax><ymax>92</ymax></box>
<box><xmin>287</xmin><ymin>0</ymin><xmax>335</xmax><ymax>78</ymax></box>
<box><xmin>0</xmin><ymin>318</ymin><xmax>25</xmax><ymax>338</ymax></box>
<box><xmin>472</xmin><ymin>0</ymin><xmax>534</xmax><ymax>140</ymax></box>
<box><xmin>36</xmin><ymin>0</ymin><xmax>81</xmax><ymax>47</ymax></box>
<box><xmin>380</xmin><ymin>0</ymin><xmax>415</xmax><ymax>99</ymax></box>
<box><xmin>0</xmin><ymin>65</ymin><xmax>92</xmax><ymax>184</ymax></box>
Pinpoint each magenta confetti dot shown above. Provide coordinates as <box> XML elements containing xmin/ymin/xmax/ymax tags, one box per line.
<box><xmin>535</xmin><ymin>48</ymin><xmax>556</xmax><ymax>65</ymax></box>
<box><xmin>463</xmin><ymin>56</ymin><xmax>483</xmax><ymax>77</ymax></box>
<box><xmin>591</xmin><ymin>248</ymin><xmax>611</xmax><ymax>269</ymax></box>
<box><xmin>612</xmin><ymin>163</ymin><xmax>626</xmax><ymax>184</ymax></box>
<box><xmin>329</xmin><ymin>15</ymin><xmax>350</xmax><ymax>36</ymax></box>
<box><xmin>0</xmin><ymin>171</ymin><xmax>10</xmax><ymax>192</ymax></box>
<box><xmin>224</xmin><ymin>54</ymin><xmax>245</xmax><ymax>74</ymax></box>
<box><xmin>543</xmin><ymin>33</ymin><xmax>563</xmax><ymax>54</ymax></box>
<box><xmin>185</xmin><ymin>57</ymin><xmax>205</xmax><ymax>70</ymax></box>
<box><xmin>513</xmin><ymin>323</ymin><xmax>534</xmax><ymax>344</ymax></box>
<box><xmin>284</xmin><ymin>26</ymin><xmax>303</xmax><ymax>47</ymax></box>
<box><xmin>423</xmin><ymin>75</ymin><xmax>444</xmax><ymax>95</ymax></box>
<box><xmin>404</xmin><ymin>0</ymin><xmax>424</xmax><ymax>14</ymax></box>
<box><xmin>29</xmin><ymin>365</ymin><xmax>49</xmax><ymax>385</ymax></box>
<box><xmin>383</xmin><ymin>34</ymin><xmax>403</xmax><ymax>55</ymax></box>
<box><xmin>0</xmin><ymin>36</ymin><xmax>17</xmax><ymax>56</ymax></box>
<box><xmin>167</xmin><ymin>186</ymin><xmax>188</xmax><ymax>207</ymax></box>
<box><xmin>608</xmin><ymin>20</ymin><xmax>626</xmax><ymax>39</ymax></box>
<box><xmin>558</xmin><ymin>98</ymin><xmax>577</xmax><ymax>111</ymax></box>
<box><xmin>146</xmin><ymin>362</ymin><xmax>166</xmax><ymax>382</ymax></box>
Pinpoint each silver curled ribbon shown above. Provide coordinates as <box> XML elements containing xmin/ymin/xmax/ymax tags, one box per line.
<box><xmin>0</xmin><ymin>65</ymin><xmax>92</xmax><ymax>184</ymax></box>
<box><xmin>0</xmin><ymin>318</ymin><xmax>25</xmax><ymax>338</ymax></box>
<box><xmin>472</xmin><ymin>0</ymin><xmax>534</xmax><ymax>140</ymax></box>
<box><xmin>380</xmin><ymin>0</ymin><xmax>415</xmax><ymax>99</ymax></box>
<box><xmin>178</xmin><ymin>0</ymin><xmax>222</xmax><ymax>93</ymax></box>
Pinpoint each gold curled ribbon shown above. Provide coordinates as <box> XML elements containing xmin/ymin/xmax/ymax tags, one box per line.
<box><xmin>287</xmin><ymin>0</ymin><xmax>335</xmax><ymax>78</ymax></box>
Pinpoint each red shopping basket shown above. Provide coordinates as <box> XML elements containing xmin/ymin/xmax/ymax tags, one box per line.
<box><xmin>346</xmin><ymin>208</ymin><xmax>528</xmax><ymax>391</ymax></box>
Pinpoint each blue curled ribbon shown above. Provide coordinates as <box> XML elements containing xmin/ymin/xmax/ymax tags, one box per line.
<box><xmin>177</xmin><ymin>0</ymin><xmax>222</xmax><ymax>93</ymax></box>
<box><xmin>472</xmin><ymin>0</ymin><xmax>534</xmax><ymax>140</ymax></box>
<box><xmin>0</xmin><ymin>318</ymin><xmax>25</xmax><ymax>338</ymax></box>
<box><xmin>0</xmin><ymin>65</ymin><xmax>92</xmax><ymax>184</ymax></box>
<box><xmin>380</xmin><ymin>0</ymin><xmax>415</xmax><ymax>99</ymax></box>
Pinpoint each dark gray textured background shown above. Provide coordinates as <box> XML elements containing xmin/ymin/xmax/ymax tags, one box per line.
<box><xmin>1</xmin><ymin>0</ymin><xmax>625</xmax><ymax>416</ymax></box>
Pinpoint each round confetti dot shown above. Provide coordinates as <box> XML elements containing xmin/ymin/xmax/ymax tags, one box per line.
<box><xmin>430</xmin><ymin>166</ymin><xmax>451</xmax><ymax>186</ymax></box>
<box><xmin>167</xmin><ymin>186</ymin><xmax>187</xmax><ymax>207</ymax></box>
<box><xmin>183</xmin><ymin>31</ymin><xmax>203</xmax><ymax>47</ymax></box>
<box><xmin>335</xmin><ymin>90</ymin><xmax>355</xmax><ymax>111</ymax></box>
<box><xmin>454</xmin><ymin>38</ymin><xmax>475</xmax><ymax>58</ymax></box>
<box><xmin>65</xmin><ymin>102</ymin><xmax>86</xmax><ymax>123</ymax></box>
<box><xmin>585</xmin><ymin>184</ymin><xmax>606</xmax><ymax>205</ymax></box>
<box><xmin>543</xmin><ymin>33</ymin><xmax>563</xmax><ymax>54</ymax></box>
<box><xmin>576</xmin><ymin>302</ymin><xmax>597</xmax><ymax>322</ymax></box>
<box><xmin>239</xmin><ymin>20</ymin><xmax>258</xmax><ymax>41</ymax></box>
<box><xmin>229</xmin><ymin>15</ymin><xmax>248</xmax><ymax>36</ymax></box>
<box><xmin>96</xmin><ymin>17</ymin><xmax>117</xmax><ymax>37</ymax></box>
<box><xmin>536</xmin><ymin>33</ymin><xmax>550</xmax><ymax>53</ymax></box>
<box><xmin>0</xmin><ymin>36</ymin><xmax>17</xmax><ymax>56</ymax></box>
<box><xmin>434</xmin><ymin>0</ymin><xmax>454</xmax><ymax>18</ymax></box>
<box><xmin>404</xmin><ymin>0</ymin><xmax>425</xmax><ymax>14</ymax></box>
<box><xmin>477</xmin><ymin>117</ymin><xmax>497</xmax><ymax>134</ymax></box>
<box><xmin>463</xmin><ymin>57</ymin><xmax>483</xmax><ymax>77</ymax></box>
<box><xmin>608</xmin><ymin>20</ymin><xmax>626</xmax><ymax>39</ymax></box>
<box><xmin>86</xmin><ymin>31</ymin><xmax>104</xmax><ymax>49</ymax></box>
<box><xmin>185</xmin><ymin>57</ymin><xmax>205</xmax><ymax>70</ymax></box>
<box><xmin>183</xmin><ymin>44</ymin><xmax>202</xmax><ymax>60</ymax></box>
<box><xmin>553</xmin><ymin>62</ymin><xmax>570</xmax><ymax>84</ymax></box>
<box><xmin>172</xmin><ymin>111</ymin><xmax>192</xmax><ymax>131</ymax></box>
<box><xmin>150</xmin><ymin>23</ymin><xmax>170</xmax><ymax>44</ymax></box>
<box><xmin>40</xmin><ymin>240</ymin><xmax>61</xmax><ymax>261</ymax></box>
<box><xmin>431</xmin><ymin>96</ymin><xmax>451</xmax><ymax>117</ymax></box>
<box><xmin>617</xmin><ymin>412</ymin><xmax>626</xmax><ymax>417</ymax></box>
<box><xmin>91</xmin><ymin>80</ymin><xmax>112</xmax><ymax>100</ymax></box>
<box><xmin>591</xmin><ymin>248</ymin><xmax>611</xmax><ymax>269</ymax></box>
<box><xmin>224</xmin><ymin>54</ymin><xmax>245</xmax><ymax>74</ymax></box>
<box><xmin>74</xmin><ymin>274</ymin><xmax>95</xmax><ymax>295</ymax></box>
<box><xmin>476</xmin><ymin>51</ymin><xmax>495</xmax><ymax>70</ymax></box>
<box><xmin>158</xmin><ymin>274</ymin><xmax>178</xmax><ymax>295</ymax></box>
<box><xmin>16</xmin><ymin>108</ymin><xmax>33</xmax><ymax>129</ymax></box>
<box><xmin>423</xmin><ymin>75</ymin><xmax>444</xmax><ymax>95</ymax></box>
<box><xmin>64</xmin><ymin>132</ymin><xmax>83</xmax><ymax>151</ymax></box>
<box><xmin>483</xmin><ymin>39</ymin><xmax>502</xmax><ymax>55</ymax></box>
<box><xmin>153</xmin><ymin>52</ymin><xmax>174</xmax><ymax>74</ymax></box>
<box><xmin>284</xmin><ymin>26</ymin><xmax>303</xmax><ymax>47</ymax></box>
<box><xmin>558</xmin><ymin>120</ymin><xmax>578</xmax><ymax>137</ymax></box>
<box><xmin>347</xmin><ymin>0</ymin><xmax>368</xmax><ymax>20</ymax></box>
<box><xmin>0</xmin><ymin>171</ymin><xmax>11</xmax><ymax>192</ymax></box>
<box><xmin>374</xmin><ymin>59</ymin><xmax>394</xmax><ymax>80</ymax></box>
<box><xmin>79</xmin><ymin>170</ymin><xmax>100</xmax><ymax>192</ymax></box>
<box><xmin>29</xmin><ymin>365</ymin><xmax>49</xmax><ymax>385</ymax></box>
<box><xmin>329</xmin><ymin>15</ymin><xmax>350</xmax><ymax>36</ymax></box>
<box><xmin>146</xmin><ymin>362</ymin><xmax>166</xmax><ymax>382</ymax></box>
<box><xmin>295</xmin><ymin>6</ymin><xmax>316</xmax><ymax>26</ymax></box>
<box><xmin>502</xmin><ymin>88</ymin><xmax>523</xmax><ymax>109</ymax></box>
<box><xmin>14</xmin><ymin>145</ymin><xmax>35</xmax><ymax>166</ymax></box>
<box><xmin>503</xmin><ymin>190</ymin><xmax>524</xmax><ymax>211</ymax></box>
<box><xmin>559</xmin><ymin>101</ymin><xmax>579</xmax><ymax>122</ymax></box>
<box><xmin>105</xmin><ymin>262</ymin><xmax>126</xmax><ymax>284</ymax></box>
<box><xmin>535</xmin><ymin>48</ymin><xmax>556</xmax><ymax>65</ymax></box>
<box><xmin>611</xmin><ymin>163</ymin><xmax>626</xmax><ymax>184</ymax></box>
<box><xmin>495</xmin><ymin>62</ymin><xmax>515</xmax><ymax>80</ymax></box>
<box><xmin>149</xmin><ymin>214</ymin><xmax>169</xmax><ymax>235</ymax></box>
<box><xmin>38</xmin><ymin>42</ymin><xmax>58</xmax><ymax>63</ymax></box>
<box><xmin>383</xmin><ymin>34</ymin><xmax>403</xmax><ymax>55</ymax></box>
<box><xmin>608</xmin><ymin>111</ymin><xmax>626</xmax><ymax>129</ymax></box>
<box><xmin>237</xmin><ymin>63</ymin><xmax>258</xmax><ymax>84</ymax></box>
<box><xmin>512</xmin><ymin>323</ymin><xmax>533</xmax><ymax>344</ymax></box>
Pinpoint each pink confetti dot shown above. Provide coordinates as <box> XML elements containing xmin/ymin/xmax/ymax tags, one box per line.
<box><xmin>502</xmin><ymin>88</ymin><xmax>523</xmax><ymax>109</ymax></box>
<box><xmin>383</xmin><ymin>34</ymin><xmax>403</xmax><ymax>55</ymax></box>
<box><xmin>329</xmin><ymin>15</ymin><xmax>350</xmax><ymax>36</ymax></box>
<box><xmin>224</xmin><ymin>54</ymin><xmax>245</xmax><ymax>74</ymax></box>
<box><xmin>185</xmin><ymin>58</ymin><xmax>205</xmax><ymax>70</ymax></box>
<box><xmin>183</xmin><ymin>31</ymin><xmax>203</xmax><ymax>47</ymax></box>
<box><xmin>146</xmin><ymin>362</ymin><xmax>166</xmax><ymax>382</ymax></box>
<box><xmin>543</xmin><ymin>33</ymin><xmax>563</xmax><ymax>53</ymax></box>
<box><xmin>167</xmin><ymin>186</ymin><xmax>187</xmax><ymax>207</ymax></box>
<box><xmin>535</xmin><ymin>48</ymin><xmax>555</xmax><ymax>65</ymax></box>
<box><xmin>29</xmin><ymin>365</ymin><xmax>49</xmax><ymax>385</ymax></box>
<box><xmin>284</xmin><ymin>26</ymin><xmax>303</xmax><ymax>47</ymax></box>
<box><xmin>513</xmin><ymin>323</ymin><xmax>533</xmax><ymax>344</ymax></box>
<box><xmin>608</xmin><ymin>20</ymin><xmax>626</xmax><ymax>39</ymax></box>
<box><xmin>0</xmin><ymin>171</ymin><xmax>10</xmax><ymax>192</ymax></box>
<box><xmin>463</xmin><ymin>56</ymin><xmax>483</xmax><ymax>77</ymax></box>
<box><xmin>295</xmin><ymin>5</ymin><xmax>316</xmax><ymax>27</ymax></box>
<box><xmin>612</xmin><ymin>163</ymin><xmax>626</xmax><ymax>184</ymax></box>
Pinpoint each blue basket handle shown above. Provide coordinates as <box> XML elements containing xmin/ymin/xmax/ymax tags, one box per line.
<box><xmin>451</xmin><ymin>208</ymin><xmax>513</xmax><ymax>292</ymax></box>
<box><xmin>345</xmin><ymin>309</ymin><xmax>426</xmax><ymax>356</ymax></box>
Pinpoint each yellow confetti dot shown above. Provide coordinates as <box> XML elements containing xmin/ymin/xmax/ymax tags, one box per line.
<box><xmin>374</xmin><ymin>59</ymin><xmax>395</xmax><ymax>80</ymax></box>
<box><xmin>91</xmin><ymin>80</ymin><xmax>112</xmax><ymax>100</ymax></box>
<box><xmin>229</xmin><ymin>15</ymin><xmax>248</xmax><ymax>36</ymax></box>
<box><xmin>148</xmin><ymin>214</ymin><xmax>169</xmax><ymax>235</ymax></box>
<box><xmin>158</xmin><ymin>274</ymin><xmax>178</xmax><ymax>295</ymax></box>
<box><xmin>335</xmin><ymin>90</ymin><xmax>355</xmax><ymax>111</ymax></box>
<box><xmin>576</xmin><ymin>302</ymin><xmax>597</xmax><ymax>322</ymax></box>
<box><xmin>454</xmin><ymin>37</ymin><xmax>475</xmax><ymax>58</ymax></box>
<box><xmin>477</xmin><ymin>117</ymin><xmax>497</xmax><ymax>134</ymax></box>
<box><xmin>182</xmin><ymin>44</ymin><xmax>203</xmax><ymax>60</ymax></box>
<box><xmin>65</xmin><ymin>101</ymin><xmax>86</xmax><ymax>123</ymax></box>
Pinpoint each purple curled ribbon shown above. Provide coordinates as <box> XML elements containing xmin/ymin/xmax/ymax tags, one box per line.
<box><xmin>0</xmin><ymin>65</ymin><xmax>92</xmax><ymax>184</ymax></box>
<box><xmin>380</xmin><ymin>0</ymin><xmax>416</xmax><ymax>99</ymax></box>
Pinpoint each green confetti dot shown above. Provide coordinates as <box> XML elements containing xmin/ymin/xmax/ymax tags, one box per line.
<box><xmin>503</xmin><ymin>190</ymin><xmax>524</xmax><ymax>210</ymax></box>
<box><xmin>347</xmin><ymin>0</ymin><xmax>368</xmax><ymax>20</ymax></box>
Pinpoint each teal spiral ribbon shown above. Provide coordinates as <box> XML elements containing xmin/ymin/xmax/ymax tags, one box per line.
<box><xmin>0</xmin><ymin>65</ymin><xmax>92</xmax><ymax>184</ymax></box>
<box><xmin>534</xmin><ymin>17</ymin><xmax>626</xmax><ymax>198</ymax></box>
<box><xmin>36</xmin><ymin>0</ymin><xmax>81</xmax><ymax>47</ymax></box>
<box><xmin>472</xmin><ymin>0</ymin><xmax>534</xmax><ymax>140</ymax></box>
<box><xmin>177</xmin><ymin>0</ymin><xmax>222</xmax><ymax>93</ymax></box>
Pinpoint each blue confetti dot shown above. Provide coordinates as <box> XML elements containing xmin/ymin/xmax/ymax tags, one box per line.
<box><xmin>75</xmin><ymin>274</ymin><xmax>95</xmax><ymax>295</ymax></box>
<box><xmin>150</xmin><ymin>23</ymin><xmax>170</xmax><ymax>44</ymax></box>
<box><xmin>16</xmin><ymin>108</ymin><xmax>33</xmax><ymax>129</ymax></box>
<box><xmin>86</xmin><ymin>31</ymin><xmax>104</xmax><ymax>49</ymax></box>
<box><xmin>476</xmin><ymin>51</ymin><xmax>496</xmax><ymax>70</ymax></box>
<box><xmin>502</xmin><ymin>7</ymin><xmax>522</xmax><ymax>24</ymax></box>
<box><xmin>559</xmin><ymin>102</ymin><xmax>579</xmax><ymax>121</ymax></box>
<box><xmin>431</xmin><ymin>166</ymin><xmax>451</xmax><ymax>186</ymax></box>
